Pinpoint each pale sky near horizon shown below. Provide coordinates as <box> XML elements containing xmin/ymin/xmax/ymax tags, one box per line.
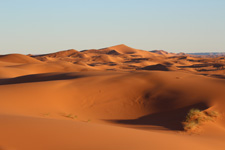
<box><xmin>0</xmin><ymin>0</ymin><xmax>225</xmax><ymax>54</ymax></box>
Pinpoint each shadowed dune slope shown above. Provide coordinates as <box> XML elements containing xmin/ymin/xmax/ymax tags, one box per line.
<box><xmin>140</xmin><ymin>64</ymin><xmax>170</xmax><ymax>71</ymax></box>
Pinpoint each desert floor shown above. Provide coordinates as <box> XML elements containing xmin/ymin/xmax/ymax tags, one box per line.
<box><xmin>0</xmin><ymin>44</ymin><xmax>225</xmax><ymax>150</ymax></box>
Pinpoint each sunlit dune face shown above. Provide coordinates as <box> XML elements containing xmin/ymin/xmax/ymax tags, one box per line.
<box><xmin>0</xmin><ymin>45</ymin><xmax>225</xmax><ymax>150</ymax></box>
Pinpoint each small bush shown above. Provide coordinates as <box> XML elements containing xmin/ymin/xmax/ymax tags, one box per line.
<box><xmin>205</xmin><ymin>111</ymin><xmax>219</xmax><ymax>118</ymax></box>
<box><xmin>41</xmin><ymin>113</ymin><xmax>50</xmax><ymax>117</ymax></box>
<box><xmin>63</xmin><ymin>113</ymin><xmax>78</xmax><ymax>119</ymax></box>
<box><xmin>183</xmin><ymin>108</ymin><xmax>219</xmax><ymax>132</ymax></box>
<box><xmin>183</xmin><ymin>121</ymin><xmax>198</xmax><ymax>131</ymax></box>
<box><xmin>185</xmin><ymin>108</ymin><xmax>202</xmax><ymax>122</ymax></box>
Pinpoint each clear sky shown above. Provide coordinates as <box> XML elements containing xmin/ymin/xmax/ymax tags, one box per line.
<box><xmin>0</xmin><ymin>0</ymin><xmax>225</xmax><ymax>54</ymax></box>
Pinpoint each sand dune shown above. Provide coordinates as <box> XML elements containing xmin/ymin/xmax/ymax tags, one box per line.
<box><xmin>1</xmin><ymin>114</ymin><xmax>225</xmax><ymax>150</ymax></box>
<box><xmin>0</xmin><ymin>45</ymin><xmax>225</xmax><ymax>150</ymax></box>
<box><xmin>0</xmin><ymin>54</ymin><xmax>41</xmax><ymax>64</ymax></box>
<box><xmin>28</xmin><ymin>44</ymin><xmax>225</xmax><ymax>75</ymax></box>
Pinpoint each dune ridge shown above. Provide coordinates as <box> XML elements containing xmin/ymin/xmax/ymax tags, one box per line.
<box><xmin>0</xmin><ymin>44</ymin><xmax>225</xmax><ymax>150</ymax></box>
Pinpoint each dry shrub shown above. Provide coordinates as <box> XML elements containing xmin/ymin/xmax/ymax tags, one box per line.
<box><xmin>183</xmin><ymin>108</ymin><xmax>219</xmax><ymax>132</ymax></box>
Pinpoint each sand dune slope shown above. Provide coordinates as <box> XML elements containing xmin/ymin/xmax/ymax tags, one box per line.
<box><xmin>1</xmin><ymin>114</ymin><xmax>225</xmax><ymax>150</ymax></box>
<box><xmin>0</xmin><ymin>54</ymin><xmax>42</xmax><ymax>64</ymax></box>
<box><xmin>0</xmin><ymin>71</ymin><xmax>225</xmax><ymax>127</ymax></box>
<box><xmin>27</xmin><ymin>44</ymin><xmax>225</xmax><ymax>75</ymax></box>
<box><xmin>1</xmin><ymin>46</ymin><xmax>225</xmax><ymax>150</ymax></box>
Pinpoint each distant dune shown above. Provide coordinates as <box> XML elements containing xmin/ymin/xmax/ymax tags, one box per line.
<box><xmin>188</xmin><ymin>52</ymin><xmax>225</xmax><ymax>56</ymax></box>
<box><xmin>0</xmin><ymin>44</ymin><xmax>225</xmax><ymax>150</ymax></box>
<box><xmin>0</xmin><ymin>54</ymin><xmax>42</xmax><ymax>64</ymax></box>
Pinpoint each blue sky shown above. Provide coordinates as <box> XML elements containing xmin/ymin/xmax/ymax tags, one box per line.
<box><xmin>0</xmin><ymin>0</ymin><xmax>225</xmax><ymax>54</ymax></box>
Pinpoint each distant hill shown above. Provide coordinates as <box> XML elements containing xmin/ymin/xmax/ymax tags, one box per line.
<box><xmin>187</xmin><ymin>52</ymin><xmax>225</xmax><ymax>56</ymax></box>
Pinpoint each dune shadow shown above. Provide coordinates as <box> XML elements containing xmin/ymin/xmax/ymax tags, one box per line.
<box><xmin>139</xmin><ymin>64</ymin><xmax>170</xmax><ymax>71</ymax></box>
<box><xmin>106</xmin><ymin>102</ymin><xmax>209</xmax><ymax>131</ymax></box>
<box><xmin>177</xmin><ymin>64</ymin><xmax>211</xmax><ymax>68</ymax></box>
<box><xmin>0</xmin><ymin>73</ymin><xmax>88</xmax><ymax>85</ymax></box>
<box><xmin>209</xmin><ymin>74</ymin><xmax>225</xmax><ymax>79</ymax></box>
<box><xmin>197</xmin><ymin>69</ymin><xmax>219</xmax><ymax>72</ymax></box>
<box><xmin>178</xmin><ymin>63</ymin><xmax>224</xmax><ymax>70</ymax></box>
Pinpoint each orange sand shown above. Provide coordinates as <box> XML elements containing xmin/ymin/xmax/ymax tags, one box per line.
<box><xmin>0</xmin><ymin>44</ymin><xmax>225</xmax><ymax>150</ymax></box>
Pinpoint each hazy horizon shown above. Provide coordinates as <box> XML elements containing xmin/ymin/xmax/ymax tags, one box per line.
<box><xmin>1</xmin><ymin>0</ymin><xmax>225</xmax><ymax>54</ymax></box>
<box><xmin>1</xmin><ymin>44</ymin><xmax>225</xmax><ymax>55</ymax></box>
